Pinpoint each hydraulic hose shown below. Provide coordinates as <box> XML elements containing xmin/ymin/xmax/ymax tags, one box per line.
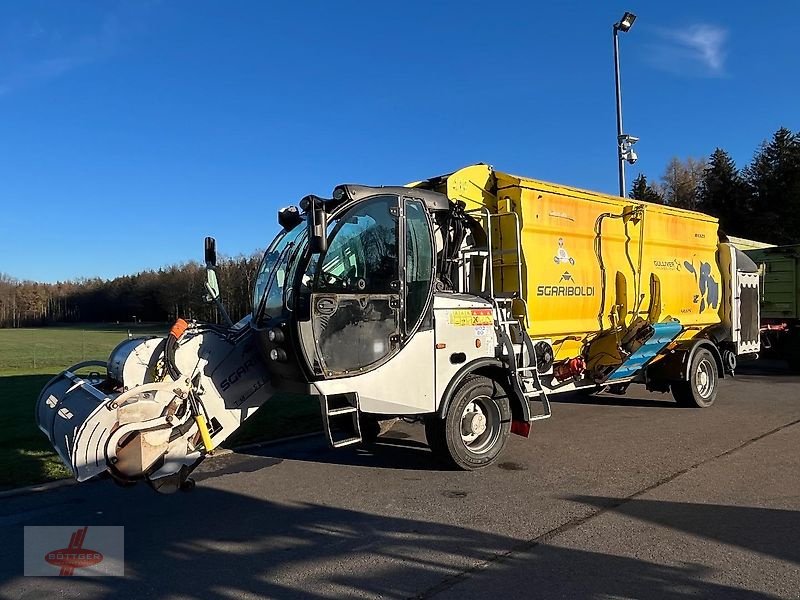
<box><xmin>163</xmin><ymin>318</ymin><xmax>215</xmax><ymax>452</ymax></box>
<box><xmin>165</xmin><ymin>318</ymin><xmax>189</xmax><ymax>380</ymax></box>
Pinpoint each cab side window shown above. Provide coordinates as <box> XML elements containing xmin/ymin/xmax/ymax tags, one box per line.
<box><xmin>405</xmin><ymin>199</ymin><xmax>433</xmax><ymax>333</ymax></box>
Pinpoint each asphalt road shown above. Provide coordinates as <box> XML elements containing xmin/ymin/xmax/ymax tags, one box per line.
<box><xmin>1</xmin><ymin>361</ymin><xmax>799</xmax><ymax>599</ymax></box>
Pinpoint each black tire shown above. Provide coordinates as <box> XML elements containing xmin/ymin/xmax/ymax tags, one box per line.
<box><xmin>424</xmin><ymin>416</ymin><xmax>447</xmax><ymax>459</ymax></box>
<box><xmin>786</xmin><ymin>335</ymin><xmax>800</xmax><ymax>373</ymax></box>
<box><xmin>426</xmin><ymin>375</ymin><xmax>511</xmax><ymax>470</ymax></box>
<box><xmin>672</xmin><ymin>348</ymin><xmax>719</xmax><ymax>408</ymax></box>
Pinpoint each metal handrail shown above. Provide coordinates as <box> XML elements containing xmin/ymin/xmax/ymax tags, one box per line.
<box><xmin>464</xmin><ymin>207</ymin><xmax>524</xmax><ymax>303</ymax></box>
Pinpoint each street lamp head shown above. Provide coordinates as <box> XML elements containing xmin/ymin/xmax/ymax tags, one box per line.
<box><xmin>615</xmin><ymin>11</ymin><xmax>637</xmax><ymax>33</ymax></box>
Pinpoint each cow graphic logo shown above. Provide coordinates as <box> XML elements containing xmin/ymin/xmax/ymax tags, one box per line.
<box><xmin>683</xmin><ymin>259</ymin><xmax>719</xmax><ymax>312</ymax></box>
<box><xmin>44</xmin><ymin>527</ymin><xmax>103</xmax><ymax>576</ymax></box>
<box><xmin>554</xmin><ymin>238</ymin><xmax>575</xmax><ymax>265</ymax></box>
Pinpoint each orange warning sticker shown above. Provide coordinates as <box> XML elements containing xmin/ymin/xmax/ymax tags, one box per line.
<box><xmin>449</xmin><ymin>308</ymin><xmax>494</xmax><ymax>327</ymax></box>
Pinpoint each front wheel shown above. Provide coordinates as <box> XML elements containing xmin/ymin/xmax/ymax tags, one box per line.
<box><xmin>672</xmin><ymin>348</ymin><xmax>718</xmax><ymax>408</ymax></box>
<box><xmin>426</xmin><ymin>375</ymin><xmax>511</xmax><ymax>470</ymax></box>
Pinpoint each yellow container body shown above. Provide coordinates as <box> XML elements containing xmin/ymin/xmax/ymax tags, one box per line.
<box><xmin>422</xmin><ymin>165</ymin><xmax>723</xmax><ymax>361</ymax></box>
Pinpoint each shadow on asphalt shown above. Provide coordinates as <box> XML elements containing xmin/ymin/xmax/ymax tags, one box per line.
<box><xmin>737</xmin><ymin>359</ymin><xmax>800</xmax><ymax>379</ymax></box>
<box><xmin>2</xmin><ymin>487</ymin><xmax>787</xmax><ymax>599</ymax></box>
<box><xmin>550</xmin><ymin>391</ymin><xmax>678</xmax><ymax>409</ymax></box>
<box><xmin>551</xmin><ymin>358</ymin><xmax>800</xmax><ymax>409</ymax></box>
<box><xmin>568</xmin><ymin>495</ymin><xmax>800</xmax><ymax>565</ymax></box>
<box><xmin>246</xmin><ymin>432</ymin><xmax>449</xmax><ymax>472</ymax></box>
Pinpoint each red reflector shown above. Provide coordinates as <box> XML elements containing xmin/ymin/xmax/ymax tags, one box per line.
<box><xmin>511</xmin><ymin>421</ymin><xmax>531</xmax><ymax>437</ymax></box>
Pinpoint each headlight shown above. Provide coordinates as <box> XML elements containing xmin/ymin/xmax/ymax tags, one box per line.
<box><xmin>269</xmin><ymin>348</ymin><xmax>287</xmax><ymax>362</ymax></box>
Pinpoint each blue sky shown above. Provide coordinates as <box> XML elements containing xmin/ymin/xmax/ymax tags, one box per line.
<box><xmin>1</xmin><ymin>1</ymin><xmax>798</xmax><ymax>282</ymax></box>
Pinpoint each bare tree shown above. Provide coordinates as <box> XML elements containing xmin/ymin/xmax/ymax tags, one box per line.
<box><xmin>658</xmin><ymin>156</ymin><xmax>706</xmax><ymax>210</ymax></box>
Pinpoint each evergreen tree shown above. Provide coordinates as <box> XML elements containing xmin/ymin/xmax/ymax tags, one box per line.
<box><xmin>743</xmin><ymin>127</ymin><xmax>800</xmax><ymax>244</ymax></box>
<box><xmin>697</xmin><ymin>148</ymin><xmax>749</xmax><ymax>236</ymax></box>
<box><xmin>629</xmin><ymin>174</ymin><xmax>664</xmax><ymax>204</ymax></box>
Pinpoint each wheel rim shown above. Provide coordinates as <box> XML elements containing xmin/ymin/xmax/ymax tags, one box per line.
<box><xmin>459</xmin><ymin>395</ymin><xmax>501</xmax><ymax>454</ymax></box>
<box><xmin>695</xmin><ymin>358</ymin><xmax>715</xmax><ymax>399</ymax></box>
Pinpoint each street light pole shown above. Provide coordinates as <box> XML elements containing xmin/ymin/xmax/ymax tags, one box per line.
<box><xmin>613</xmin><ymin>26</ymin><xmax>625</xmax><ymax>197</ymax></box>
<box><xmin>613</xmin><ymin>11</ymin><xmax>637</xmax><ymax>198</ymax></box>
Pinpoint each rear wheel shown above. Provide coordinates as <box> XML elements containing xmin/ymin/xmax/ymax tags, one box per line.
<box><xmin>672</xmin><ymin>348</ymin><xmax>718</xmax><ymax>408</ymax></box>
<box><xmin>426</xmin><ymin>375</ymin><xmax>510</xmax><ymax>470</ymax></box>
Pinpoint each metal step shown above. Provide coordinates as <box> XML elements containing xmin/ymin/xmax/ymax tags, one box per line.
<box><xmin>529</xmin><ymin>412</ymin><xmax>552</xmax><ymax>421</ymax></box>
<box><xmin>327</xmin><ymin>406</ymin><xmax>358</xmax><ymax>417</ymax></box>
<box><xmin>331</xmin><ymin>436</ymin><xmax>361</xmax><ymax>448</ymax></box>
<box><xmin>493</xmin><ymin>298</ymin><xmax>553</xmax><ymax>425</ymax></box>
<box><xmin>321</xmin><ymin>393</ymin><xmax>362</xmax><ymax>449</ymax></box>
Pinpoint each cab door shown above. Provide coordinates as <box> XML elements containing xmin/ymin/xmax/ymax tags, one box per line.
<box><xmin>310</xmin><ymin>195</ymin><xmax>402</xmax><ymax>377</ymax></box>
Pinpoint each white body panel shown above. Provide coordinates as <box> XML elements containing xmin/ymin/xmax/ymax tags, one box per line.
<box><xmin>433</xmin><ymin>294</ymin><xmax>497</xmax><ymax>406</ymax></box>
<box><xmin>719</xmin><ymin>243</ymin><xmax>761</xmax><ymax>355</ymax></box>
<box><xmin>736</xmin><ymin>271</ymin><xmax>760</xmax><ymax>355</ymax></box>
<box><xmin>312</xmin><ymin>293</ymin><xmax>500</xmax><ymax>415</ymax></box>
<box><xmin>108</xmin><ymin>337</ymin><xmax>165</xmax><ymax>389</ymax></box>
<box><xmin>174</xmin><ymin>329</ymin><xmax>274</xmax><ymax>424</ymax></box>
<box><xmin>313</xmin><ymin>329</ymin><xmax>435</xmax><ymax>414</ymax></box>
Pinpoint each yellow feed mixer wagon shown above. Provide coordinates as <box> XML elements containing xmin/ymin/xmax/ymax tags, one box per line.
<box><xmin>37</xmin><ymin>164</ymin><xmax>761</xmax><ymax>493</ymax></box>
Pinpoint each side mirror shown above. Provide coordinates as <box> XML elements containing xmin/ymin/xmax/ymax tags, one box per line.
<box><xmin>204</xmin><ymin>237</ymin><xmax>217</xmax><ymax>267</ymax></box>
<box><xmin>301</xmin><ymin>196</ymin><xmax>328</xmax><ymax>254</ymax></box>
<box><xmin>201</xmin><ymin>236</ymin><xmax>233</xmax><ymax>326</ymax></box>
<box><xmin>205</xmin><ymin>237</ymin><xmax>217</xmax><ymax>267</ymax></box>
<box><xmin>204</xmin><ymin>236</ymin><xmax>221</xmax><ymax>302</ymax></box>
<box><xmin>309</xmin><ymin>206</ymin><xmax>328</xmax><ymax>254</ymax></box>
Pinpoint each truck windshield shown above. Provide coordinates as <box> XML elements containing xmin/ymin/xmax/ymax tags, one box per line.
<box><xmin>253</xmin><ymin>221</ymin><xmax>306</xmax><ymax>322</ymax></box>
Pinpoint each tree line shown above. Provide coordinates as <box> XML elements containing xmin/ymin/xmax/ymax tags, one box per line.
<box><xmin>0</xmin><ymin>253</ymin><xmax>262</xmax><ymax>328</ymax></box>
<box><xmin>630</xmin><ymin>127</ymin><xmax>800</xmax><ymax>245</ymax></box>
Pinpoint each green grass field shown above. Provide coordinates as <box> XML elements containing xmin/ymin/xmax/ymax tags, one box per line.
<box><xmin>0</xmin><ymin>325</ymin><xmax>320</xmax><ymax>490</ymax></box>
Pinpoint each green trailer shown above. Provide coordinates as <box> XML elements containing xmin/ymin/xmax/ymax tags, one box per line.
<box><xmin>745</xmin><ymin>244</ymin><xmax>800</xmax><ymax>371</ymax></box>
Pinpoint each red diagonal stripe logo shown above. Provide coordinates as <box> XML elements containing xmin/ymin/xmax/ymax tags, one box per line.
<box><xmin>44</xmin><ymin>526</ymin><xmax>104</xmax><ymax>576</ymax></box>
